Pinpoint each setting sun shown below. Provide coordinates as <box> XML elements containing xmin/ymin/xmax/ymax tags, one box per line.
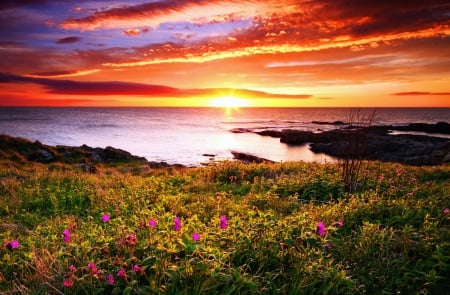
<box><xmin>209</xmin><ymin>96</ymin><xmax>251</xmax><ymax>108</ymax></box>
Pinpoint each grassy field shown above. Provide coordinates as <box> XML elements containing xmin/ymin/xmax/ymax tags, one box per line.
<box><xmin>0</xmin><ymin>159</ymin><xmax>449</xmax><ymax>294</ymax></box>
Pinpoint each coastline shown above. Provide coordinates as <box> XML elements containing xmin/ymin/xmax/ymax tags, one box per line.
<box><xmin>1</xmin><ymin>121</ymin><xmax>449</xmax><ymax>168</ymax></box>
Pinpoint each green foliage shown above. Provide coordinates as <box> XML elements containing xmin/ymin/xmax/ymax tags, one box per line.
<box><xmin>0</xmin><ymin>160</ymin><xmax>449</xmax><ymax>294</ymax></box>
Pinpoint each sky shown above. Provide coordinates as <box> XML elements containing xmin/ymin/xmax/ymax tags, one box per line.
<box><xmin>0</xmin><ymin>0</ymin><xmax>449</xmax><ymax>107</ymax></box>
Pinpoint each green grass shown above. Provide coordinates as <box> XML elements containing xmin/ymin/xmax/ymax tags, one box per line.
<box><xmin>0</xmin><ymin>159</ymin><xmax>449</xmax><ymax>294</ymax></box>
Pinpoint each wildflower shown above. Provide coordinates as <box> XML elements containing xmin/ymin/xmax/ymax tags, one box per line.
<box><xmin>3</xmin><ymin>240</ymin><xmax>19</xmax><ymax>250</ymax></box>
<box><xmin>107</xmin><ymin>274</ymin><xmax>114</xmax><ymax>285</ymax></box>
<box><xmin>63</xmin><ymin>279</ymin><xmax>73</xmax><ymax>287</ymax></box>
<box><xmin>133</xmin><ymin>264</ymin><xmax>140</xmax><ymax>272</ymax></box>
<box><xmin>10</xmin><ymin>240</ymin><xmax>19</xmax><ymax>249</ymax></box>
<box><xmin>117</xmin><ymin>268</ymin><xmax>126</xmax><ymax>277</ymax></box>
<box><xmin>444</xmin><ymin>208</ymin><xmax>449</xmax><ymax>215</ymax></box>
<box><xmin>337</xmin><ymin>220</ymin><xmax>344</xmax><ymax>227</ymax></box>
<box><xmin>63</xmin><ymin>229</ymin><xmax>71</xmax><ymax>243</ymax></box>
<box><xmin>192</xmin><ymin>232</ymin><xmax>200</xmax><ymax>241</ymax></box>
<box><xmin>149</xmin><ymin>219</ymin><xmax>157</xmax><ymax>228</ymax></box>
<box><xmin>69</xmin><ymin>264</ymin><xmax>76</xmax><ymax>272</ymax></box>
<box><xmin>317</xmin><ymin>222</ymin><xmax>326</xmax><ymax>236</ymax></box>
<box><xmin>324</xmin><ymin>243</ymin><xmax>332</xmax><ymax>250</ymax></box>
<box><xmin>220</xmin><ymin>215</ymin><xmax>228</xmax><ymax>229</ymax></box>
<box><xmin>88</xmin><ymin>262</ymin><xmax>98</xmax><ymax>274</ymax></box>
<box><xmin>102</xmin><ymin>214</ymin><xmax>110</xmax><ymax>222</ymax></box>
<box><xmin>174</xmin><ymin>216</ymin><xmax>181</xmax><ymax>231</ymax></box>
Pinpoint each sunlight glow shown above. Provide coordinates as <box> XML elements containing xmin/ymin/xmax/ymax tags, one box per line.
<box><xmin>209</xmin><ymin>96</ymin><xmax>251</xmax><ymax>108</ymax></box>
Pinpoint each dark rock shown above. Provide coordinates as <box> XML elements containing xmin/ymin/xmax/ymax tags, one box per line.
<box><xmin>246</xmin><ymin>123</ymin><xmax>450</xmax><ymax>166</ymax></box>
<box><xmin>27</xmin><ymin>148</ymin><xmax>54</xmax><ymax>163</ymax></box>
<box><xmin>392</xmin><ymin>122</ymin><xmax>450</xmax><ymax>134</ymax></box>
<box><xmin>312</xmin><ymin>120</ymin><xmax>346</xmax><ymax>125</ymax></box>
<box><xmin>256</xmin><ymin>130</ymin><xmax>284</xmax><ymax>137</ymax></box>
<box><xmin>230</xmin><ymin>128</ymin><xmax>253</xmax><ymax>133</ymax></box>
<box><xmin>231</xmin><ymin>151</ymin><xmax>274</xmax><ymax>163</ymax></box>
<box><xmin>202</xmin><ymin>153</ymin><xmax>216</xmax><ymax>157</ymax></box>
<box><xmin>280</xmin><ymin>130</ymin><xmax>314</xmax><ymax>144</ymax></box>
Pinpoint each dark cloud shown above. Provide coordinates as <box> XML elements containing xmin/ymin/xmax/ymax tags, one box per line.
<box><xmin>0</xmin><ymin>72</ymin><xmax>311</xmax><ymax>98</ymax></box>
<box><xmin>56</xmin><ymin>36</ymin><xmax>81</xmax><ymax>44</ymax></box>
<box><xmin>393</xmin><ymin>91</ymin><xmax>450</xmax><ymax>96</ymax></box>
<box><xmin>0</xmin><ymin>0</ymin><xmax>48</xmax><ymax>11</ymax></box>
<box><xmin>61</xmin><ymin>0</ymin><xmax>217</xmax><ymax>30</ymax></box>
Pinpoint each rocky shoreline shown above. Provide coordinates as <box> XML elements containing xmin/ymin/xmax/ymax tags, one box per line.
<box><xmin>1</xmin><ymin>122</ymin><xmax>449</xmax><ymax>168</ymax></box>
<box><xmin>236</xmin><ymin>122</ymin><xmax>450</xmax><ymax>166</ymax></box>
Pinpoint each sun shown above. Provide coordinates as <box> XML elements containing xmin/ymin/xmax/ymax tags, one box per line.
<box><xmin>209</xmin><ymin>96</ymin><xmax>251</xmax><ymax>108</ymax></box>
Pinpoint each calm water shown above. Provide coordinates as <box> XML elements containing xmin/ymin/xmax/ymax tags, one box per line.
<box><xmin>1</xmin><ymin>107</ymin><xmax>449</xmax><ymax>166</ymax></box>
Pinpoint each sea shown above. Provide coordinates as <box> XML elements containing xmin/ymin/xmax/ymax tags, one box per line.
<box><xmin>0</xmin><ymin>107</ymin><xmax>449</xmax><ymax>166</ymax></box>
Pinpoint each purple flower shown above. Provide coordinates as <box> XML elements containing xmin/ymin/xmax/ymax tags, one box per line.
<box><xmin>133</xmin><ymin>264</ymin><xmax>140</xmax><ymax>272</ymax></box>
<box><xmin>192</xmin><ymin>232</ymin><xmax>200</xmax><ymax>241</ymax></box>
<box><xmin>10</xmin><ymin>240</ymin><xmax>19</xmax><ymax>249</ymax></box>
<box><xmin>63</xmin><ymin>229</ymin><xmax>71</xmax><ymax>243</ymax></box>
<box><xmin>117</xmin><ymin>268</ymin><xmax>126</xmax><ymax>277</ymax></box>
<box><xmin>444</xmin><ymin>208</ymin><xmax>450</xmax><ymax>215</ymax></box>
<box><xmin>317</xmin><ymin>222</ymin><xmax>326</xmax><ymax>236</ymax></box>
<box><xmin>174</xmin><ymin>216</ymin><xmax>181</xmax><ymax>231</ymax></box>
<box><xmin>148</xmin><ymin>219</ymin><xmax>157</xmax><ymax>227</ymax></box>
<box><xmin>324</xmin><ymin>243</ymin><xmax>332</xmax><ymax>250</ymax></box>
<box><xmin>3</xmin><ymin>240</ymin><xmax>19</xmax><ymax>250</ymax></box>
<box><xmin>102</xmin><ymin>214</ymin><xmax>110</xmax><ymax>222</ymax></box>
<box><xmin>69</xmin><ymin>264</ymin><xmax>76</xmax><ymax>272</ymax></box>
<box><xmin>107</xmin><ymin>274</ymin><xmax>114</xmax><ymax>285</ymax></box>
<box><xmin>220</xmin><ymin>215</ymin><xmax>228</xmax><ymax>229</ymax></box>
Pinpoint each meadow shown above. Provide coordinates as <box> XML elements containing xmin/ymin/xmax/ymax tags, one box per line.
<box><xmin>0</xmin><ymin>158</ymin><xmax>449</xmax><ymax>294</ymax></box>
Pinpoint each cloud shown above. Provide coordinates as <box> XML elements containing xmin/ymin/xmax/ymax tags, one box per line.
<box><xmin>393</xmin><ymin>91</ymin><xmax>450</xmax><ymax>96</ymax></box>
<box><xmin>29</xmin><ymin>69</ymin><xmax>100</xmax><ymax>78</ymax></box>
<box><xmin>0</xmin><ymin>72</ymin><xmax>311</xmax><ymax>99</ymax></box>
<box><xmin>123</xmin><ymin>28</ymin><xmax>149</xmax><ymax>36</ymax></box>
<box><xmin>60</xmin><ymin>1</ymin><xmax>264</xmax><ymax>31</ymax></box>
<box><xmin>56</xmin><ymin>36</ymin><xmax>81</xmax><ymax>44</ymax></box>
<box><xmin>0</xmin><ymin>0</ymin><xmax>48</xmax><ymax>11</ymax></box>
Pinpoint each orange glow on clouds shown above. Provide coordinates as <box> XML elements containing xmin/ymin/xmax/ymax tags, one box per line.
<box><xmin>0</xmin><ymin>0</ymin><xmax>449</xmax><ymax>107</ymax></box>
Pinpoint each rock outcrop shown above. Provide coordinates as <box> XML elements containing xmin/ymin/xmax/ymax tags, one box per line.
<box><xmin>250</xmin><ymin>123</ymin><xmax>450</xmax><ymax>166</ymax></box>
<box><xmin>0</xmin><ymin>134</ymin><xmax>153</xmax><ymax>168</ymax></box>
<box><xmin>231</xmin><ymin>151</ymin><xmax>274</xmax><ymax>164</ymax></box>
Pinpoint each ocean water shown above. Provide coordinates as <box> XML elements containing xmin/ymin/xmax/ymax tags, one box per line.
<box><xmin>0</xmin><ymin>107</ymin><xmax>449</xmax><ymax>166</ymax></box>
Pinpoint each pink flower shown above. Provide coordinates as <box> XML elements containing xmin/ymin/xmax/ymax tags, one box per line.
<box><xmin>324</xmin><ymin>243</ymin><xmax>332</xmax><ymax>250</ymax></box>
<box><xmin>117</xmin><ymin>268</ymin><xmax>126</xmax><ymax>277</ymax></box>
<box><xmin>3</xmin><ymin>240</ymin><xmax>19</xmax><ymax>250</ymax></box>
<box><xmin>102</xmin><ymin>214</ymin><xmax>110</xmax><ymax>222</ymax></box>
<box><xmin>337</xmin><ymin>220</ymin><xmax>344</xmax><ymax>227</ymax></box>
<box><xmin>88</xmin><ymin>262</ymin><xmax>98</xmax><ymax>274</ymax></box>
<box><xmin>174</xmin><ymin>216</ymin><xmax>181</xmax><ymax>231</ymax></box>
<box><xmin>148</xmin><ymin>219</ymin><xmax>157</xmax><ymax>227</ymax></box>
<box><xmin>63</xmin><ymin>229</ymin><xmax>71</xmax><ymax>243</ymax></box>
<box><xmin>69</xmin><ymin>264</ymin><xmax>76</xmax><ymax>272</ymax></box>
<box><xmin>10</xmin><ymin>240</ymin><xmax>19</xmax><ymax>249</ymax></box>
<box><xmin>444</xmin><ymin>208</ymin><xmax>450</xmax><ymax>215</ymax></box>
<box><xmin>107</xmin><ymin>274</ymin><xmax>114</xmax><ymax>285</ymax></box>
<box><xmin>133</xmin><ymin>264</ymin><xmax>140</xmax><ymax>272</ymax></box>
<box><xmin>317</xmin><ymin>222</ymin><xmax>326</xmax><ymax>236</ymax></box>
<box><xmin>63</xmin><ymin>279</ymin><xmax>73</xmax><ymax>287</ymax></box>
<box><xmin>192</xmin><ymin>232</ymin><xmax>200</xmax><ymax>241</ymax></box>
<box><xmin>220</xmin><ymin>215</ymin><xmax>228</xmax><ymax>229</ymax></box>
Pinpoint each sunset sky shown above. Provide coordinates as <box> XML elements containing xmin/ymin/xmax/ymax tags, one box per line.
<box><xmin>0</xmin><ymin>0</ymin><xmax>449</xmax><ymax>107</ymax></box>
